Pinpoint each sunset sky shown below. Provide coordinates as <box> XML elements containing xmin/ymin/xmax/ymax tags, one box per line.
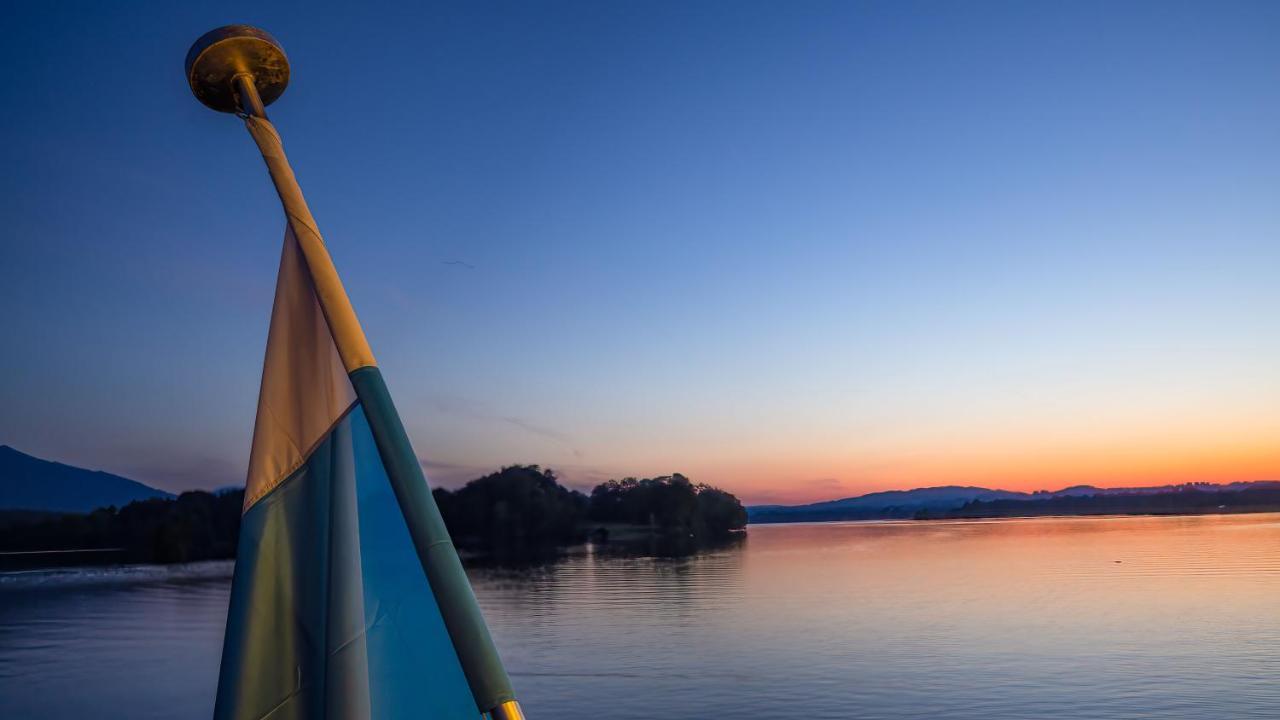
<box><xmin>3</xmin><ymin>1</ymin><xmax>1278</xmax><ymax>505</ymax></box>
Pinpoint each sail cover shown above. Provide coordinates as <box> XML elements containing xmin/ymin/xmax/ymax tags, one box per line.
<box><xmin>213</xmin><ymin>228</ymin><xmax>477</xmax><ymax>720</ymax></box>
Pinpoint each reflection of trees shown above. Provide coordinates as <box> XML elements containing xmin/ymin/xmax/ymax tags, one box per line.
<box><xmin>591</xmin><ymin>528</ymin><xmax>747</xmax><ymax>560</ymax></box>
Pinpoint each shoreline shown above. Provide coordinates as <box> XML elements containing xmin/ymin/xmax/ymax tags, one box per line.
<box><xmin>749</xmin><ymin>507</ymin><xmax>1280</xmax><ymax>525</ymax></box>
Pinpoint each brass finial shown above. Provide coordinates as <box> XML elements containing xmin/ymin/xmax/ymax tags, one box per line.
<box><xmin>186</xmin><ymin>25</ymin><xmax>289</xmax><ymax>114</ymax></box>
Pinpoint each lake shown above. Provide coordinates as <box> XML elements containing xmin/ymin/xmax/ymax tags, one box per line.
<box><xmin>2</xmin><ymin>514</ymin><xmax>1279</xmax><ymax>719</ymax></box>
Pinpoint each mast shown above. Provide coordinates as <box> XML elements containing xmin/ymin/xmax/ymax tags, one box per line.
<box><xmin>186</xmin><ymin>25</ymin><xmax>524</xmax><ymax>720</ymax></box>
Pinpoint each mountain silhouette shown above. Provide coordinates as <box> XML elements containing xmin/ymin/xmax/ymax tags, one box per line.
<box><xmin>748</xmin><ymin>481</ymin><xmax>1280</xmax><ymax>523</ymax></box>
<box><xmin>0</xmin><ymin>445</ymin><xmax>173</xmax><ymax>513</ymax></box>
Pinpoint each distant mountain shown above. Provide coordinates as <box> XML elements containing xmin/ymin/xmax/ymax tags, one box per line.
<box><xmin>921</xmin><ymin>482</ymin><xmax>1280</xmax><ymax>520</ymax></box>
<box><xmin>748</xmin><ymin>481</ymin><xmax>1280</xmax><ymax>523</ymax></box>
<box><xmin>0</xmin><ymin>445</ymin><xmax>173</xmax><ymax>513</ymax></box>
<box><xmin>749</xmin><ymin>486</ymin><xmax>1026</xmax><ymax>522</ymax></box>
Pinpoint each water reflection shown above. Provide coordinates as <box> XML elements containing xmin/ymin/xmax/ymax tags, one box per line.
<box><xmin>589</xmin><ymin>528</ymin><xmax>747</xmax><ymax>559</ymax></box>
<box><xmin>464</xmin><ymin>530</ymin><xmax>747</xmax><ymax>568</ymax></box>
<box><xmin>0</xmin><ymin>563</ymin><xmax>233</xmax><ymax>720</ymax></box>
<box><xmin>2</xmin><ymin>516</ymin><xmax>1280</xmax><ymax>719</ymax></box>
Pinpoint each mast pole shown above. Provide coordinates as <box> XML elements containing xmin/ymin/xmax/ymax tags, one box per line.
<box><xmin>186</xmin><ymin>25</ymin><xmax>525</xmax><ymax>720</ymax></box>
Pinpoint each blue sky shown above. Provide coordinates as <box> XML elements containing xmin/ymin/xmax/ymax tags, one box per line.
<box><xmin>2</xmin><ymin>1</ymin><xmax>1278</xmax><ymax>503</ymax></box>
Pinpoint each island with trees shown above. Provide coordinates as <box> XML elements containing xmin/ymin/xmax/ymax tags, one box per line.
<box><xmin>433</xmin><ymin>466</ymin><xmax>748</xmax><ymax>553</ymax></box>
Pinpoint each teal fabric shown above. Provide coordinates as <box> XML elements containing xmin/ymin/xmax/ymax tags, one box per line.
<box><xmin>349</xmin><ymin>366</ymin><xmax>515</xmax><ymax>710</ymax></box>
<box><xmin>214</xmin><ymin>405</ymin><xmax>477</xmax><ymax>720</ymax></box>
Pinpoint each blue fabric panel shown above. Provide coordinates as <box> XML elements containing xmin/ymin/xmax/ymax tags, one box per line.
<box><xmin>347</xmin><ymin>407</ymin><xmax>477</xmax><ymax>720</ymax></box>
<box><xmin>213</xmin><ymin>405</ymin><xmax>476</xmax><ymax>720</ymax></box>
<box><xmin>349</xmin><ymin>365</ymin><xmax>514</xmax><ymax>710</ymax></box>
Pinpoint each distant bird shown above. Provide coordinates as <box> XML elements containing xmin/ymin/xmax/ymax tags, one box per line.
<box><xmin>441</xmin><ymin>260</ymin><xmax>476</xmax><ymax>270</ymax></box>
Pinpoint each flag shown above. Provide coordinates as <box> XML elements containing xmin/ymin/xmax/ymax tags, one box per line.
<box><xmin>213</xmin><ymin>117</ymin><xmax>515</xmax><ymax>719</ymax></box>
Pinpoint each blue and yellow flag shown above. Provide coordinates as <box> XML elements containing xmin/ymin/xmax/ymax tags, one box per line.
<box><xmin>213</xmin><ymin>117</ymin><xmax>516</xmax><ymax>719</ymax></box>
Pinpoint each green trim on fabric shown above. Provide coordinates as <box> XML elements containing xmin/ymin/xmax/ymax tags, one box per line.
<box><xmin>347</xmin><ymin>365</ymin><xmax>516</xmax><ymax>711</ymax></box>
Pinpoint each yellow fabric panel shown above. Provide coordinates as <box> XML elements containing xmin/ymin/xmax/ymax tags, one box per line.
<box><xmin>244</xmin><ymin>228</ymin><xmax>358</xmax><ymax>510</ymax></box>
<box><xmin>244</xmin><ymin>116</ymin><xmax>377</xmax><ymax>374</ymax></box>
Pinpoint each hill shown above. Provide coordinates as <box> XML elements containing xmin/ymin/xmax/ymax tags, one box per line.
<box><xmin>748</xmin><ymin>481</ymin><xmax>1280</xmax><ymax>523</ymax></box>
<box><xmin>0</xmin><ymin>445</ymin><xmax>173</xmax><ymax>513</ymax></box>
<box><xmin>918</xmin><ymin>483</ymin><xmax>1280</xmax><ymax>520</ymax></box>
<box><xmin>749</xmin><ymin>486</ymin><xmax>1027</xmax><ymax>522</ymax></box>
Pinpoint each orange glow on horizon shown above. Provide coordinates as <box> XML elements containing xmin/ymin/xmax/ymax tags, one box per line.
<box><xmin>695</xmin><ymin>430</ymin><xmax>1280</xmax><ymax>506</ymax></box>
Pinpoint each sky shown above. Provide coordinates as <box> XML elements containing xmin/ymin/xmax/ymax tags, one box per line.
<box><xmin>2</xmin><ymin>1</ymin><xmax>1279</xmax><ymax>505</ymax></box>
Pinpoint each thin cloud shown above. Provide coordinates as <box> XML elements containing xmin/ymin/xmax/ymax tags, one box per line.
<box><xmin>425</xmin><ymin>393</ymin><xmax>586</xmax><ymax>459</ymax></box>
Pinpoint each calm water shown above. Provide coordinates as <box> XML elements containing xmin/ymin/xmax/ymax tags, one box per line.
<box><xmin>2</xmin><ymin>514</ymin><xmax>1279</xmax><ymax>719</ymax></box>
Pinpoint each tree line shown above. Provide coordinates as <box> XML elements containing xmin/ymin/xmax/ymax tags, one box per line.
<box><xmin>0</xmin><ymin>490</ymin><xmax>244</xmax><ymax>565</ymax></box>
<box><xmin>0</xmin><ymin>467</ymin><xmax>747</xmax><ymax>563</ymax></box>
<box><xmin>433</xmin><ymin>466</ymin><xmax>748</xmax><ymax>551</ymax></box>
<box><xmin>587</xmin><ymin>474</ymin><xmax>748</xmax><ymax>538</ymax></box>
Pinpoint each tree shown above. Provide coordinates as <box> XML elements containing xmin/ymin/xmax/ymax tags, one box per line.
<box><xmin>433</xmin><ymin>465</ymin><xmax>588</xmax><ymax>549</ymax></box>
<box><xmin>587</xmin><ymin>473</ymin><xmax>747</xmax><ymax>537</ymax></box>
